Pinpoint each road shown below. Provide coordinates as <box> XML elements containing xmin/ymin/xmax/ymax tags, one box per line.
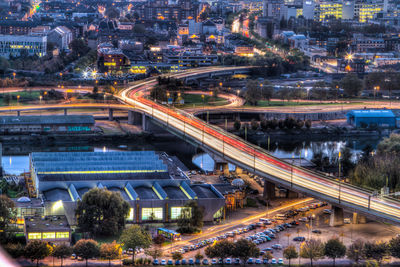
<box><xmin>118</xmin><ymin>66</ymin><xmax>400</xmax><ymax>225</ymax></box>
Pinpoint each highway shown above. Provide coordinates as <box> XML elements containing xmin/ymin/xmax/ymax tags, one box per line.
<box><xmin>118</xmin><ymin>66</ymin><xmax>400</xmax><ymax>225</ymax></box>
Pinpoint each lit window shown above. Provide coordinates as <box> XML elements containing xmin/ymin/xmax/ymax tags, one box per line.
<box><xmin>127</xmin><ymin>208</ymin><xmax>134</xmax><ymax>220</ymax></box>
<box><xmin>28</xmin><ymin>232</ymin><xmax>41</xmax><ymax>239</ymax></box>
<box><xmin>56</xmin><ymin>232</ymin><xmax>69</xmax><ymax>239</ymax></box>
<box><xmin>142</xmin><ymin>208</ymin><xmax>163</xmax><ymax>220</ymax></box>
<box><xmin>42</xmin><ymin>232</ymin><xmax>55</xmax><ymax>239</ymax></box>
<box><xmin>171</xmin><ymin>207</ymin><xmax>191</xmax><ymax>220</ymax></box>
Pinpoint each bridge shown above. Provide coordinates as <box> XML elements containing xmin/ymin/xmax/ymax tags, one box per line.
<box><xmin>117</xmin><ymin>66</ymin><xmax>400</xmax><ymax>226</ymax></box>
<box><xmin>2</xmin><ymin>66</ymin><xmax>400</xmax><ymax>225</ymax></box>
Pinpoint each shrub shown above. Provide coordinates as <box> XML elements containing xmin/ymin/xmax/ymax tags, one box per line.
<box><xmin>123</xmin><ymin>259</ymin><xmax>134</xmax><ymax>266</ymax></box>
<box><xmin>250</xmin><ymin>119</ymin><xmax>259</xmax><ymax>130</ymax></box>
<box><xmin>246</xmin><ymin>198</ymin><xmax>258</xmax><ymax>207</ymax></box>
<box><xmin>233</xmin><ymin>119</ymin><xmax>241</xmax><ymax>131</ymax></box>
<box><xmin>305</xmin><ymin>119</ymin><xmax>312</xmax><ymax>129</ymax></box>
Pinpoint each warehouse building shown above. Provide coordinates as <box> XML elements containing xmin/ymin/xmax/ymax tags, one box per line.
<box><xmin>346</xmin><ymin>109</ymin><xmax>397</xmax><ymax>128</ymax></box>
<box><xmin>29</xmin><ymin>151</ymin><xmax>225</xmax><ymax>225</ymax></box>
<box><xmin>0</xmin><ymin>115</ymin><xmax>95</xmax><ymax>134</ymax></box>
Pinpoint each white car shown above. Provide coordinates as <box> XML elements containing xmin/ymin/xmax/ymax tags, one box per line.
<box><xmin>160</xmin><ymin>259</ymin><xmax>166</xmax><ymax>265</ymax></box>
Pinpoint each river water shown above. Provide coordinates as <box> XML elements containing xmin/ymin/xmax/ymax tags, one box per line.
<box><xmin>1</xmin><ymin>135</ymin><xmax>385</xmax><ymax>175</ymax></box>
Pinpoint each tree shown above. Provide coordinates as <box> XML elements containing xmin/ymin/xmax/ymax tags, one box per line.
<box><xmin>245</xmin><ymin>80</ymin><xmax>262</xmax><ymax>105</ymax></box>
<box><xmin>340</xmin><ymin>73</ymin><xmax>363</xmax><ymax>97</ymax></box>
<box><xmin>231</xmin><ymin>238</ymin><xmax>260</xmax><ymax>265</ymax></box>
<box><xmin>4</xmin><ymin>243</ymin><xmax>25</xmax><ymax>258</ymax></box>
<box><xmin>119</xmin><ymin>225</ymin><xmax>152</xmax><ymax>263</ymax></box>
<box><xmin>324</xmin><ymin>238</ymin><xmax>346</xmax><ymax>266</ymax></box>
<box><xmin>0</xmin><ymin>195</ymin><xmax>15</xmax><ymax>242</ymax></box>
<box><xmin>73</xmin><ymin>239</ymin><xmax>100</xmax><ymax>267</ymax></box>
<box><xmin>250</xmin><ymin>119</ymin><xmax>259</xmax><ymax>131</ymax></box>
<box><xmin>100</xmin><ymin>241</ymin><xmax>121</xmax><ymax>267</ymax></box>
<box><xmin>145</xmin><ymin>247</ymin><xmax>163</xmax><ymax>261</ymax></box>
<box><xmin>24</xmin><ymin>240</ymin><xmax>52</xmax><ymax>267</ymax></box>
<box><xmin>69</xmin><ymin>39</ymin><xmax>90</xmax><ymax>56</ymax></box>
<box><xmin>300</xmin><ymin>239</ymin><xmax>325</xmax><ymax>267</ymax></box>
<box><xmin>75</xmin><ymin>188</ymin><xmax>130</xmax><ymax>237</ymax></box>
<box><xmin>347</xmin><ymin>239</ymin><xmax>365</xmax><ymax>264</ymax></box>
<box><xmin>177</xmin><ymin>200</ymin><xmax>204</xmax><ymax>234</ymax></box>
<box><xmin>261</xmin><ymin>83</ymin><xmax>274</xmax><ymax>104</ymax></box>
<box><xmin>389</xmin><ymin>236</ymin><xmax>400</xmax><ymax>259</ymax></box>
<box><xmin>234</xmin><ymin>119</ymin><xmax>241</xmax><ymax>131</ymax></box>
<box><xmin>172</xmin><ymin>251</ymin><xmax>183</xmax><ymax>261</ymax></box>
<box><xmin>363</xmin><ymin>241</ymin><xmax>389</xmax><ymax>263</ymax></box>
<box><xmin>305</xmin><ymin>119</ymin><xmax>312</xmax><ymax>129</ymax></box>
<box><xmin>153</xmin><ymin>234</ymin><xmax>165</xmax><ymax>246</ymax></box>
<box><xmin>195</xmin><ymin>252</ymin><xmax>204</xmax><ymax>261</ymax></box>
<box><xmin>205</xmin><ymin>240</ymin><xmax>234</xmax><ymax>259</ymax></box>
<box><xmin>283</xmin><ymin>245</ymin><xmax>298</xmax><ymax>266</ymax></box>
<box><xmin>52</xmin><ymin>244</ymin><xmax>72</xmax><ymax>267</ymax></box>
<box><xmin>0</xmin><ymin>57</ymin><xmax>10</xmax><ymax>74</ymax></box>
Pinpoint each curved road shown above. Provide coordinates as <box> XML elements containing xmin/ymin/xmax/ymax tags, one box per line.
<box><xmin>117</xmin><ymin>66</ymin><xmax>400</xmax><ymax>226</ymax></box>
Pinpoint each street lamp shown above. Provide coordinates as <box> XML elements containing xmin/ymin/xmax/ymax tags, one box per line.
<box><xmin>39</xmin><ymin>95</ymin><xmax>42</xmax><ymax>104</ymax></box>
<box><xmin>373</xmin><ymin>85</ymin><xmax>380</xmax><ymax>107</ymax></box>
<box><xmin>338</xmin><ymin>151</ymin><xmax>342</xmax><ymax>203</ymax></box>
<box><xmin>17</xmin><ymin>95</ymin><xmax>20</xmax><ymax>105</ymax></box>
<box><xmin>201</xmin><ymin>94</ymin><xmax>205</xmax><ymax>110</ymax></box>
<box><xmin>12</xmin><ymin>72</ymin><xmax>16</xmax><ymax>79</ymax></box>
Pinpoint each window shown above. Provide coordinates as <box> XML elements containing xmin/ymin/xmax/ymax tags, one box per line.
<box><xmin>142</xmin><ymin>208</ymin><xmax>163</xmax><ymax>220</ymax></box>
<box><xmin>56</xmin><ymin>232</ymin><xmax>69</xmax><ymax>239</ymax></box>
<box><xmin>42</xmin><ymin>232</ymin><xmax>55</xmax><ymax>239</ymax></box>
<box><xmin>127</xmin><ymin>208</ymin><xmax>134</xmax><ymax>221</ymax></box>
<box><xmin>171</xmin><ymin>207</ymin><xmax>191</xmax><ymax>220</ymax></box>
<box><xmin>28</xmin><ymin>232</ymin><xmax>41</xmax><ymax>239</ymax></box>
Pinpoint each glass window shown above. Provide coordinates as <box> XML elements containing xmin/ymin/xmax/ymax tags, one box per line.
<box><xmin>142</xmin><ymin>208</ymin><xmax>163</xmax><ymax>220</ymax></box>
<box><xmin>171</xmin><ymin>207</ymin><xmax>191</xmax><ymax>220</ymax></box>
<box><xmin>42</xmin><ymin>232</ymin><xmax>55</xmax><ymax>239</ymax></box>
<box><xmin>56</xmin><ymin>232</ymin><xmax>69</xmax><ymax>239</ymax></box>
<box><xmin>28</xmin><ymin>232</ymin><xmax>41</xmax><ymax>239</ymax></box>
<box><xmin>127</xmin><ymin>208</ymin><xmax>134</xmax><ymax>221</ymax></box>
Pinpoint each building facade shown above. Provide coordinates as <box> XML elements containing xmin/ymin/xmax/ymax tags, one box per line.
<box><xmin>0</xmin><ymin>34</ymin><xmax>46</xmax><ymax>58</ymax></box>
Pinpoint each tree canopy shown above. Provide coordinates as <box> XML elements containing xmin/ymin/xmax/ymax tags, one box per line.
<box><xmin>119</xmin><ymin>225</ymin><xmax>152</xmax><ymax>263</ymax></box>
<box><xmin>52</xmin><ymin>244</ymin><xmax>72</xmax><ymax>267</ymax></box>
<box><xmin>24</xmin><ymin>240</ymin><xmax>52</xmax><ymax>267</ymax></box>
<box><xmin>283</xmin><ymin>245</ymin><xmax>298</xmax><ymax>266</ymax></box>
<box><xmin>340</xmin><ymin>73</ymin><xmax>363</xmax><ymax>97</ymax></box>
<box><xmin>73</xmin><ymin>239</ymin><xmax>100</xmax><ymax>267</ymax></box>
<box><xmin>177</xmin><ymin>200</ymin><xmax>204</xmax><ymax>234</ymax></box>
<box><xmin>0</xmin><ymin>195</ymin><xmax>16</xmax><ymax>242</ymax></box>
<box><xmin>75</xmin><ymin>188</ymin><xmax>130</xmax><ymax>237</ymax></box>
<box><xmin>300</xmin><ymin>239</ymin><xmax>325</xmax><ymax>267</ymax></box>
<box><xmin>324</xmin><ymin>238</ymin><xmax>346</xmax><ymax>266</ymax></box>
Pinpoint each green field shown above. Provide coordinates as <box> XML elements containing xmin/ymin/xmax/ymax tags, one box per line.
<box><xmin>181</xmin><ymin>94</ymin><xmax>228</xmax><ymax>108</ymax></box>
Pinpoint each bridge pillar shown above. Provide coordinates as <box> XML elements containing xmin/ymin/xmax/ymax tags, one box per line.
<box><xmin>128</xmin><ymin>111</ymin><xmax>134</xmax><ymax>125</ymax></box>
<box><xmin>17</xmin><ymin>110</ymin><xmax>20</xmax><ymax>116</ymax></box>
<box><xmin>235</xmin><ymin>166</ymin><xmax>243</xmax><ymax>175</ymax></box>
<box><xmin>64</xmin><ymin>108</ymin><xmax>67</xmax><ymax>115</ymax></box>
<box><xmin>263</xmin><ymin>180</ymin><xmax>276</xmax><ymax>200</ymax></box>
<box><xmin>215</xmin><ymin>163</ymin><xmax>230</xmax><ymax>176</ymax></box>
<box><xmin>286</xmin><ymin>190</ymin><xmax>299</xmax><ymax>198</ymax></box>
<box><xmin>353</xmin><ymin>213</ymin><xmax>367</xmax><ymax>224</ymax></box>
<box><xmin>108</xmin><ymin>109</ymin><xmax>113</xmax><ymax>121</ymax></box>
<box><xmin>142</xmin><ymin>113</ymin><xmax>146</xmax><ymax>130</ymax></box>
<box><xmin>329</xmin><ymin>206</ymin><xmax>344</xmax><ymax>227</ymax></box>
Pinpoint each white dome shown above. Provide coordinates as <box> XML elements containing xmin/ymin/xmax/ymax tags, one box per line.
<box><xmin>232</xmin><ymin>178</ymin><xmax>245</xmax><ymax>187</ymax></box>
<box><xmin>17</xmin><ymin>197</ymin><xmax>31</xmax><ymax>202</ymax></box>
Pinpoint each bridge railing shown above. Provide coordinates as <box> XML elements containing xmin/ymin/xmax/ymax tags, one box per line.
<box><xmin>165</xmin><ymin>104</ymin><xmax>400</xmax><ymax>206</ymax></box>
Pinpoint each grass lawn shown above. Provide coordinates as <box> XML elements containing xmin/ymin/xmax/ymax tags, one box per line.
<box><xmin>181</xmin><ymin>94</ymin><xmax>228</xmax><ymax>108</ymax></box>
<box><xmin>0</xmin><ymin>91</ymin><xmax>42</xmax><ymax>106</ymax></box>
<box><xmin>246</xmin><ymin>100</ymin><xmax>363</xmax><ymax>107</ymax></box>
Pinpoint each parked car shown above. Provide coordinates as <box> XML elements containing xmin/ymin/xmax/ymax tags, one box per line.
<box><xmin>323</xmin><ymin>209</ymin><xmax>332</xmax><ymax>214</ymax></box>
<box><xmin>160</xmin><ymin>259</ymin><xmax>166</xmax><ymax>265</ymax></box>
<box><xmin>195</xmin><ymin>259</ymin><xmax>201</xmax><ymax>265</ymax></box>
<box><xmin>211</xmin><ymin>259</ymin><xmax>217</xmax><ymax>265</ymax></box>
<box><xmin>225</xmin><ymin>258</ymin><xmax>232</xmax><ymax>265</ymax></box>
<box><xmin>263</xmin><ymin>258</ymin><xmax>269</xmax><ymax>264</ymax></box>
<box><xmin>312</xmin><ymin>229</ymin><xmax>322</xmax><ymax>234</ymax></box>
<box><xmin>272</xmin><ymin>244</ymin><xmax>283</xmax><ymax>250</ymax></box>
<box><xmin>167</xmin><ymin>259</ymin><xmax>173</xmax><ymax>265</ymax></box>
<box><xmin>175</xmin><ymin>260</ymin><xmax>181</xmax><ymax>265</ymax></box>
<box><xmin>202</xmin><ymin>259</ymin><xmax>209</xmax><ymax>265</ymax></box>
<box><xmin>255</xmin><ymin>259</ymin><xmax>262</xmax><ymax>264</ymax></box>
<box><xmin>188</xmin><ymin>258</ymin><xmax>194</xmax><ymax>265</ymax></box>
<box><xmin>181</xmin><ymin>259</ymin><xmax>187</xmax><ymax>265</ymax></box>
<box><xmin>271</xmin><ymin>258</ymin><xmax>277</xmax><ymax>264</ymax></box>
<box><xmin>278</xmin><ymin>258</ymin><xmax>284</xmax><ymax>265</ymax></box>
<box><xmin>153</xmin><ymin>259</ymin><xmax>159</xmax><ymax>265</ymax></box>
<box><xmin>234</xmin><ymin>258</ymin><xmax>241</xmax><ymax>265</ymax></box>
<box><xmin>293</xmin><ymin>236</ymin><xmax>306</xmax><ymax>242</ymax></box>
<box><xmin>247</xmin><ymin>258</ymin><xmax>254</xmax><ymax>264</ymax></box>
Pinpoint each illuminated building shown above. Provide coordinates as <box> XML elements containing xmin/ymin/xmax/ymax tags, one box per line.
<box><xmin>354</xmin><ymin>2</ymin><xmax>383</xmax><ymax>23</ymax></box>
<box><xmin>24</xmin><ymin>215</ymin><xmax>71</xmax><ymax>244</ymax></box>
<box><xmin>0</xmin><ymin>34</ymin><xmax>46</xmax><ymax>58</ymax></box>
<box><xmin>163</xmin><ymin>52</ymin><xmax>218</xmax><ymax>68</ymax></box>
<box><xmin>97</xmin><ymin>44</ymin><xmax>130</xmax><ymax>73</ymax></box>
<box><xmin>29</xmin><ymin>151</ymin><xmax>225</xmax><ymax>224</ymax></box>
<box><xmin>317</xmin><ymin>2</ymin><xmax>343</xmax><ymax>21</ymax></box>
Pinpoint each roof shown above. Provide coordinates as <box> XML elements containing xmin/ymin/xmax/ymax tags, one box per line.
<box><xmin>25</xmin><ymin>215</ymin><xmax>70</xmax><ymax>232</ymax></box>
<box><xmin>191</xmin><ymin>185</ymin><xmax>219</xmax><ymax>199</ymax></box>
<box><xmin>0</xmin><ymin>115</ymin><xmax>94</xmax><ymax>125</ymax></box>
<box><xmin>347</xmin><ymin>109</ymin><xmax>395</xmax><ymax>118</ymax></box>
